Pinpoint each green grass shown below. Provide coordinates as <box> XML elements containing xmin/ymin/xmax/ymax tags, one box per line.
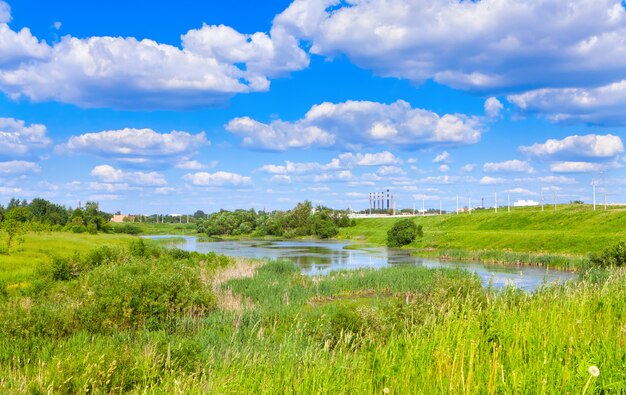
<box><xmin>340</xmin><ymin>205</ymin><xmax>626</xmax><ymax>267</ymax></box>
<box><xmin>129</xmin><ymin>222</ymin><xmax>198</xmax><ymax>235</ymax></box>
<box><xmin>0</xmin><ymin>247</ymin><xmax>624</xmax><ymax>393</ymax></box>
<box><xmin>0</xmin><ymin>231</ymin><xmax>134</xmax><ymax>286</ymax></box>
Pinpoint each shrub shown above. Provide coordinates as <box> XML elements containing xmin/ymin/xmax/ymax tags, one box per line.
<box><xmin>387</xmin><ymin>219</ymin><xmax>422</xmax><ymax>247</ymax></box>
<box><xmin>86</xmin><ymin>223</ymin><xmax>98</xmax><ymax>235</ymax></box>
<box><xmin>71</xmin><ymin>224</ymin><xmax>87</xmax><ymax>234</ymax></box>
<box><xmin>51</xmin><ymin>256</ymin><xmax>79</xmax><ymax>281</ymax></box>
<box><xmin>590</xmin><ymin>241</ymin><xmax>626</xmax><ymax>268</ymax></box>
<box><xmin>113</xmin><ymin>224</ymin><xmax>143</xmax><ymax>235</ymax></box>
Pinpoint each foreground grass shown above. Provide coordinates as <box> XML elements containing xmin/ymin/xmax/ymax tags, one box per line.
<box><xmin>0</xmin><ymin>240</ymin><xmax>624</xmax><ymax>393</ymax></box>
<box><xmin>340</xmin><ymin>205</ymin><xmax>626</xmax><ymax>268</ymax></box>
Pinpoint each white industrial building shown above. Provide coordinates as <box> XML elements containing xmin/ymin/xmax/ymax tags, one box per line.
<box><xmin>513</xmin><ymin>199</ymin><xmax>540</xmax><ymax>207</ymax></box>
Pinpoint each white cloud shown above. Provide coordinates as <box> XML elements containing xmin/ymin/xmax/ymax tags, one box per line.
<box><xmin>0</xmin><ymin>160</ymin><xmax>40</xmax><ymax>173</ymax></box>
<box><xmin>377</xmin><ymin>166</ymin><xmax>405</xmax><ymax>176</ymax></box>
<box><xmin>508</xmin><ymin>80</ymin><xmax>626</xmax><ymax>125</ymax></box>
<box><xmin>228</xmin><ymin>100</ymin><xmax>483</xmax><ymax>150</ymax></box>
<box><xmin>460</xmin><ymin>164</ymin><xmax>476</xmax><ymax>172</ymax></box>
<box><xmin>0</xmin><ymin>117</ymin><xmax>50</xmax><ymax>157</ymax></box>
<box><xmin>90</xmin><ymin>164</ymin><xmax>167</xmax><ymax>186</ymax></box>
<box><xmin>53</xmin><ymin>21</ymin><xmax>62</xmax><ymax>30</ymax></box>
<box><xmin>515</xmin><ymin>175</ymin><xmax>577</xmax><ymax>184</ymax></box>
<box><xmin>155</xmin><ymin>187</ymin><xmax>176</xmax><ymax>195</ymax></box>
<box><xmin>184</xmin><ymin>171</ymin><xmax>252</xmax><ymax>187</ymax></box>
<box><xmin>339</xmin><ymin>151</ymin><xmax>402</xmax><ymax>166</ymax></box>
<box><xmin>480</xmin><ymin>176</ymin><xmax>506</xmax><ymax>185</ymax></box>
<box><xmin>88</xmin><ymin>182</ymin><xmax>136</xmax><ymax>193</ymax></box>
<box><xmin>226</xmin><ymin>116</ymin><xmax>335</xmax><ymax>151</ymax></box>
<box><xmin>276</xmin><ymin>0</ymin><xmax>626</xmax><ymax>93</ymax></box>
<box><xmin>60</xmin><ymin>128</ymin><xmax>209</xmax><ymax>166</ymax></box>
<box><xmin>519</xmin><ymin>134</ymin><xmax>624</xmax><ymax>160</ymax></box>
<box><xmin>0</xmin><ymin>1</ymin><xmax>10</xmax><ymax>23</ymax></box>
<box><xmin>0</xmin><ymin>9</ymin><xmax>308</xmax><ymax>110</ymax></box>
<box><xmin>175</xmin><ymin>160</ymin><xmax>217</xmax><ymax>170</ymax></box>
<box><xmin>0</xmin><ymin>186</ymin><xmax>22</xmax><ymax>195</ymax></box>
<box><xmin>438</xmin><ymin>165</ymin><xmax>450</xmax><ymax>172</ymax></box>
<box><xmin>433</xmin><ymin>151</ymin><xmax>450</xmax><ymax>163</ymax></box>
<box><xmin>549</xmin><ymin>161</ymin><xmax>620</xmax><ymax>173</ymax></box>
<box><xmin>259</xmin><ymin>150</ymin><xmax>403</xmax><ymax>175</ymax></box>
<box><xmin>504</xmin><ymin>188</ymin><xmax>537</xmax><ymax>195</ymax></box>
<box><xmin>270</xmin><ymin>175</ymin><xmax>292</xmax><ymax>184</ymax></box>
<box><xmin>313</xmin><ymin>170</ymin><xmax>353</xmax><ymax>183</ymax></box>
<box><xmin>483</xmin><ymin>160</ymin><xmax>534</xmax><ymax>173</ymax></box>
<box><xmin>484</xmin><ymin>97</ymin><xmax>503</xmax><ymax>118</ymax></box>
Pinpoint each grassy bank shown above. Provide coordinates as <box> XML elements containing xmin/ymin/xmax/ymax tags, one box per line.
<box><xmin>0</xmin><ymin>232</ymin><xmax>134</xmax><ymax>286</ymax></box>
<box><xmin>0</xmin><ymin>241</ymin><xmax>624</xmax><ymax>393</ymax></box>
<box><xmin>340</xmin><ymin>205</ymin><xmax>626</xmax><ymax>269</ymax></box>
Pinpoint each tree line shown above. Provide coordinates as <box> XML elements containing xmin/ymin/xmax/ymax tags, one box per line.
<box><xmin>196</xmin><ymin>201</ymin><xmax>355</xmax><ymax>239</ymax></box>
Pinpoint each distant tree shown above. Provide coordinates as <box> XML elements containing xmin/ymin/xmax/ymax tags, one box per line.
<box><xmin>387</xmin><ymin>219</ymin><xmax>423</xmax><ymax>248</ymax></box>
<box><xmin>193</xmin><ymin>210</ymin><xmax>206</xmax><ymax>219</ymax></box>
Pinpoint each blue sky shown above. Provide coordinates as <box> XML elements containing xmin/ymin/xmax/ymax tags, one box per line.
<box><xmin>1</xmin><ymin>0</ymin><xmax>626</xmax><ymax>214</ymax></box>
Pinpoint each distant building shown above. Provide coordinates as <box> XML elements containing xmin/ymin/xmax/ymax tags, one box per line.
<box><xmin>513</xmin><ymin>200</ymin><xmax>539</xmax><ymax>207</ymax></box>
<box><xmin>110</xmin><ymin>214</ymin><xmax>136</xmax><ymax>223</ymax></box>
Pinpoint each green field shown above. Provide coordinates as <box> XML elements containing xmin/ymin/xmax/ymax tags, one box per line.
<box><xmin>340</xmin><ymin>205</ymin><xmax>626</xmax><ymax>266</ymax></box>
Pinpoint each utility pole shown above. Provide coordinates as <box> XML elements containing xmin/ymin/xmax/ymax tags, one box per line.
<box><xmin>469</xmin><ymin>197</ymin><xmax>472</xmax><ymax>214</ymax></box>
<box><xmin>456</xmin><ymin>195</ymin><xmax>459</xmax><ymax>215</ymax></box>
<box><xmin>604</xmin><ymin>191</ymin><xmax>607</xmax><ymax>211</ymax></box>
<box><xmin>494</xmin><ymin>191</ymin><xmax>498</xmax><ymax>213</ymax></box>
<box><xmin>422</xmin><ymin>198</ymin><xmax>425</xmax><ymax>216</ymax></box>
<box><xmin>439</xmin><ymin>199</ymin><xmax>442</xmax><ymax>215</ymax></box>
<box><xmin>592</xmin><ymin>179</ymin><xmax>597</xmax><ymax>211</ymax></box>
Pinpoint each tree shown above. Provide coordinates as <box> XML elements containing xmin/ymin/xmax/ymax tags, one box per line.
<box><xmin>387</xmin><ymin>219</ymin><xmax>423</xmax><ymax>248</ymax></box>
<box><xmin>1</xmin><ymin>207</ymin><xmax>29</xmax><ymax>253</ymax></box>
<box><xmin>193</xmin><ymin>210</ymin><xmax>206</xmax><ymax>219</ymax></box>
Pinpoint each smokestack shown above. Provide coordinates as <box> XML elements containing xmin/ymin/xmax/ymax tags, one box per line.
<box><xmin>387</xmin><ymin>189</ymin><xmax>390</xmax><ymax>210</ymax></box>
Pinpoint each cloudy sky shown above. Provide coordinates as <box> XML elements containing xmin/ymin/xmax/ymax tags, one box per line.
<box><xmin>1</xmin><ymin>0</ymin><xmax>626</xmax><ymax>213</ymax></box>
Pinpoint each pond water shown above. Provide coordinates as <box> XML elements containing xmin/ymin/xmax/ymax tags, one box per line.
<box><xmin>149</xmin><ymin>236</ymin><xmax>577</xmax><ymax>291</ymax></box>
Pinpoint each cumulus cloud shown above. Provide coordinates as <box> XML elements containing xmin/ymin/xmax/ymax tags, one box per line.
<box><xmin>174</xmin><ymin>160</ymin><xmax>217</xmax><ymax>170</ymax></box>
<box><xmin>438</xmin><ymin>164</ymin><xmax>450</xmax><ymax>172</ymax></box>
<box><xmin>433</xmin><ymin>151</ymin><xmax>450</xmax><ymax>164</ymax></box>
<box><xmin>0</xmin><ymin>160</ymin><xmax>40</xmax><ymax>173</ymax></box>
<box><xmin>480</xmin><ymin>176</ymin><xmax>506</xmax><ymax>185</ymax></box>
<box><xmin>483</xmin><ymin>160</ymin><xmax>534</xmax><ymax>173</ymax></box>
<box><xmin>460</xmin><ymin>164</ymin><xmax>476</xmax><ymax>172</ymax></box>
<box><xmin>258</xmin><ymin>151</ymin><xmax>403</xmax><ymax>176</ymax></box>
<box><xmin>313</xmin><ymin>170</ymin><xmax>353</xmax><ymax>183</ymax></box>
<box><xmin>549</xmin><ymin>161</ymin><xmax>621</xmax><ymax>173</ymax></box>
<box><xmin>484</xmin><ymin>97</ymin><xmax>503</xmax><ymax>118</ymax></box>
<box><xmin>519</xmin><ymin>134</ymin><xmax>623</xmax><ymax>160</ymax></box>
<box><xmin>228</xmin><ymin>100</ymin><xmax>483</xmax><ymax>150</ymax></box>
<box><xmin>339</xmin><ymin>151</ymin><xmax>402</xmax><ymax>166</ymax></box>
<box><xmin>90</xmin><ymin>165</ymin><xmax>167</xmax><ymax>186</ymax></box>
<box><xmin>0</xmin><ymin>3</ymin><xmax>308</xmax><ymax>110</ymax></box>
<box><xmin>276</xmin><ymin>0</ymin><xmax>626</xmax><ymax>93</ymax></box>
<box><xmin>0</xmin><ymin>117</ymin><xmax>50</xmax><ymax>157</ymax></box>
<box><xmin>508</xmin><ymin>80</ymin><xmax>626</xmax><ymax>125</ymax></box>
<box><xmin>60</xmin><ymin>128</ymin><xmax>209</xmax><ymax>167</ymax></box>
<box><xmin>376</xmin><ymin>166</ymin><xmax>405</xmax><ymax>176</ymax></box>
<box><xmin>184</xmin><ymin>171</ymin><xmax>252</xmax><ymax>187</ymax></box>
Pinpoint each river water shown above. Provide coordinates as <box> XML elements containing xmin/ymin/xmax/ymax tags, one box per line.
<box><xmin>150</xmin><ymin>236</ymin><xmax>577</xmax><ymax>291</ymax></box>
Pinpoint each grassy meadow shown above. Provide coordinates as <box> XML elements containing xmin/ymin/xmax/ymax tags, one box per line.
<box><xmin>340</xmin><ymin>205</ymin><xmax>626</xmax><ymax>269</ymax></box>
<box><xmin>0</xmin><ymin>239</ymin><xmax>623</xmax><ymax>393</ymax></box>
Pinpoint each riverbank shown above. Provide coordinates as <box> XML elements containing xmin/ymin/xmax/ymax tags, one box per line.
<box><xmin>339</xmin><ymin>205</ymin><xmax>626</xmax><ymax>270</ymax></box>
<box><xmin>0</xmin><ymin>241</ymin><xmax>623</xmax><ymax>393</ymax></box>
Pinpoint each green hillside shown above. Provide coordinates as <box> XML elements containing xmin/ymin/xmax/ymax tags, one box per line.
<box><xmin>340</xmin><ymin>205</ymin><xmax>626</xmax><ymax>257</ymax></box>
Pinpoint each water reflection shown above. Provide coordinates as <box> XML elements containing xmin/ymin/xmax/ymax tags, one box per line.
<box><xmin>149</xmin><ymin>236</ymin><xmax>576</xmax><ymax>291</ymax></box>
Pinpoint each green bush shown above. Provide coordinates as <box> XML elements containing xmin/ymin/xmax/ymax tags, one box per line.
<box><xmin>386</xmin><ymin>219</ymin><xmax>422</xmax><ymax>247</ymax></box>
<box><xmin>113</xmin><ymin>224</ymin><xmax>143</xmax><ymax>235</ymax></box>
<box><xmin>590</xmin><ymin>241</ymin><xmax>626</xmax><ymax>268</ymax></box>
<box><xmin>71</xmin><ymin>224</ymin><xmax>87</xmax><ymax>234</ymax></box>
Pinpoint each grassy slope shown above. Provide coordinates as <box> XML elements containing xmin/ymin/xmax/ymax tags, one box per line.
<box><xmin>0</xmin><ymin>232</ymin><xmax>133</xmax><ymax>285</ymax></box>
<box><xmin>340</xmin><ymin>205</ymin><xmax>626</xmax><ymax>256</ymax></box>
